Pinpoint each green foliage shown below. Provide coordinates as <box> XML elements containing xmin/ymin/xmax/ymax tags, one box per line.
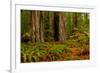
<box><xmin>66</xmin><ymin>12</ymin><xmax>89</xmax><ymax>49</ymax></box>
<box><xmin>21</xmin><ymin>10</ymin><xmax>31</xmax><ymax>35</ymax></box>
<box><xmin>22</xmin><ymin>32</ymin><xmax>30</xmax><ymax>38</ymax></box>
<box><xmin>48</xmin><ymin>44</ymin><xmax>70</xmax><ymax>54</ymax></box>
<box><xmin>21</xmin><ymin>42</ymin><xmax>71</xmax><ymax>62</ymax></box>
<box><xmin>66</xmin><ymin>31</ymin><xmax>89</xmax><ymax>49</ymax></box>
<box><xmin>66</xmin><ymin>39</ymin><xmax>80</xmax><ymax>48</ymax></box>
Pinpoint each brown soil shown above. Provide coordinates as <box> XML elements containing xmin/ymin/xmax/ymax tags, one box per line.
<box><xmin>70</xmin><ymin>48</ymin><xmax>89</xmax><ymax>60</ymax></box>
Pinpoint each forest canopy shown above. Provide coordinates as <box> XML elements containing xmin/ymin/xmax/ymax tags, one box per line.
<box><xmin>21</xmin><ymin>10</ymin><xmax>90</xmax><ymax>63</ymax></box>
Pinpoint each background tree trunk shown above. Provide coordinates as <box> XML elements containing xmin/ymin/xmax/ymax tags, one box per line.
<box><xmin>49</xmin><ymin>12</ymin><xmax>54</xmax><ymax>41</ymax></box>
<box><xmin>73</xmin><ymin>13</ymin><xmax>78</xmax><ymax>27</ymax></box>
<box><xmin>40</xmin><ymin>11</ymin><xmax>44</xmax><ymax>42</ymax></box>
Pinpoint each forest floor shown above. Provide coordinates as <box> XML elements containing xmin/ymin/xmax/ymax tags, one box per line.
<box><xmin>21</xmin><ymin>42</ymin><xmax>89</xmax><ymax>63</ymax></box>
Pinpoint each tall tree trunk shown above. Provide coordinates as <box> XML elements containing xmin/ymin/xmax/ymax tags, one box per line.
<box><xmin>35</xmin><ymin>11</ymin><xmax>40</xmax><ymax>42</ymax></box>
<box><xmin>31</xmin><ymin>11</ymin><xmax>36</xmax><ymax>42</ymax></box>
<box><xmin>31</xmin><ymin>11</ymin><xmax>41</xmax><ymax>42</ymax></box>
<box><xmin>59</xmin><ymin>13</ymin><xmax>66</xmax><ymax>41</ymax></box>
<box><xmin>53</xmin><ymin>12</ymin><xmax>59</xmax><ymax>41</ymax></box>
